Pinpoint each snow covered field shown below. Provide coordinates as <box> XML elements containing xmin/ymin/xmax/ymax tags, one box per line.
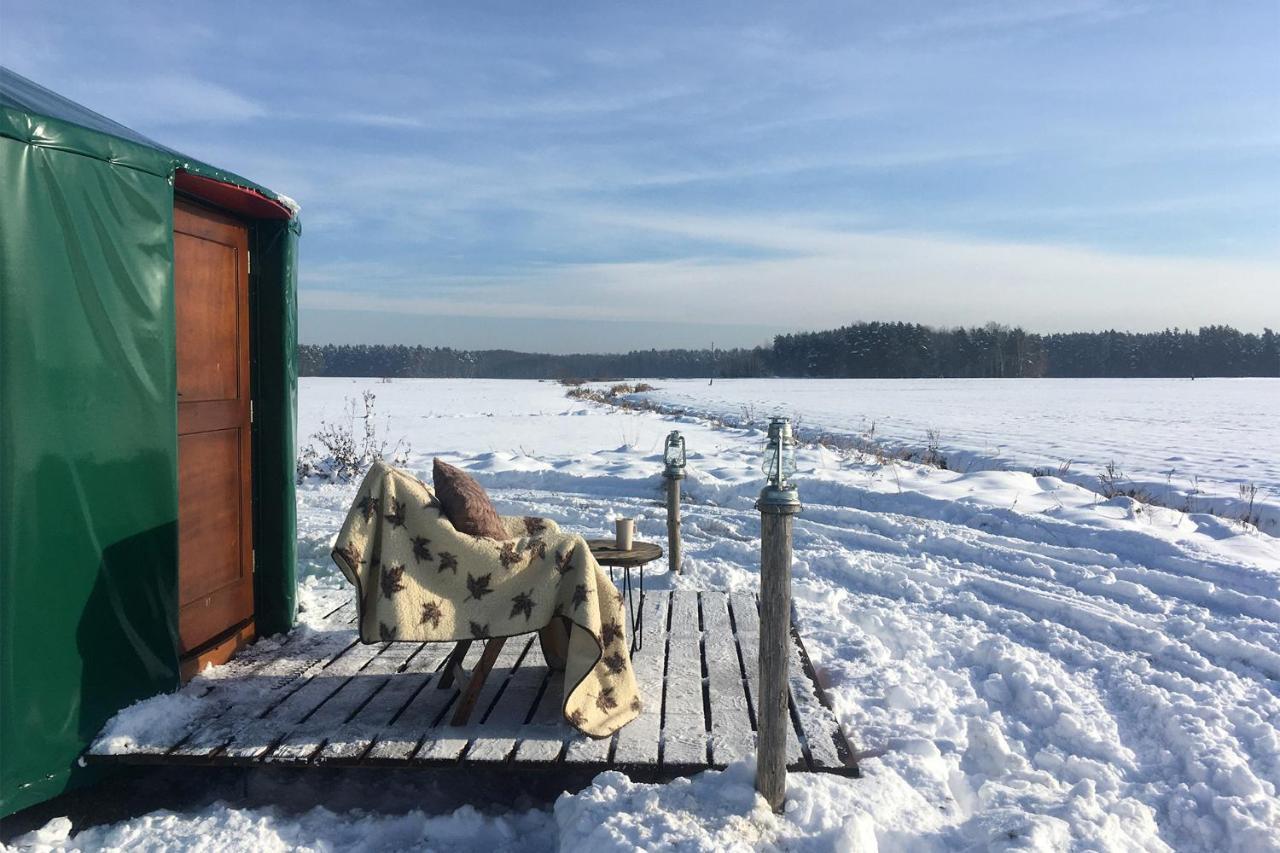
<box><xmin>15</xmin><ymin>377</ymin><xmax>1280</xmax><ymax>852</ymax></box>
<box><xmin>629</xmin><ymin>378</ymin><xmax>1280</xmax><ymax>535</ymax></box>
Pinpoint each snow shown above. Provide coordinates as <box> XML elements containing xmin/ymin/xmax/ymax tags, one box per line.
<box><xmin>627</xmin><ymin>378</ymin><xmax>1280</xmax><ymax>535</ymax></box>
<box><xmin>272</xmin><ymin>191</ymin><xmax>301</xmax><ymax>216</ymax></box>
<box><xmin>18</xmin><ymin>378</ymin><xmax>1280</xmax><ymax>852</ymax></box>
<box><xmin>555</xmin><ymin>760</ymin><xmax>930</xmax><ymax>851</ymax></box>
<box><xmin>90</xmin><ymin>692</ymin><xmax>209</xmax><ymax>756</ymax></box>
<box><xmin>8</xmin><ymin>802</ymin><xmax>555</xmax><ymax>853</ymax></box>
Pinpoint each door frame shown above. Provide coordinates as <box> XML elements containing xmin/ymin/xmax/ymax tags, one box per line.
<box><xmin>174</xmin><ymin>193</ymin><xmax>258</xmax><ymax>678</ymax></box>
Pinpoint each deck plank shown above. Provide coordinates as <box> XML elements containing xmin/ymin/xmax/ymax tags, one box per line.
<box><xmin>324</xmin><ymin>599</ymin><xmax>357</xmax><ymax>625</ymax></box>
<box><xmin>788</xmin><ymin>632</ymin><xmax>854</xmax><ymax>770</ymax></box>
<box><xmin>512</xmin><ymin>671</ymin><xmax>568</xmax><ymax>763</ymax></box>
<box><xmin>264</xmin><ymin>641</ymin><xmax>422</xmax><ymax>763</ymax></box>
<box><xmin>562</xmin><ymin>731</ymin><xmax>614</xmax><ymax>764</ymax></box>
<box><xmin>727</xmin><ymin>592</ymin><xmax>805</xmax><ymax>769</ymax></box>
<box><xmin>316</xmin><ymin>642</ymin><xmax>455</xmax><ymax>763</ymax></box>
<box><xmin>414</xmin><ymin>636</ymin><xmax>531</xmax><ymax>763</ymax></box>
<box><xmin>464</xmin><ymin>636</ymin><xmax>551</xmax><ymax>764</ymax></box>
<box><xmin>701</xmin><ymin>591</ymin><xmax>756</xmax><ymax>767</ymax></box>
<box><xmin>170</xmin><ymin>629</ymin><xmax>360</xmax><ymax>758</ymax></box>
<box><xmin>219</xmin><ymin>640</ymin><xmax>390</xmax><ymax>761</ymax></box>
<box><xmin>613</xmin><ymin>591</ymin><xmax>671</xmax><ymax>766</ymax></box>
<box><xmin>97</xmin><ymin>628</ymin><xmax>320</xmax><ymax>756</ymax></box>
<box><xmin>661</xmin><ymin>589</ymin><xmax>707</xmax><ymax>768</ymax></box>
<box><xmin>365</xmin><ymin>643</ymin><xmax>483</xmax><ymax>762</ymax></box>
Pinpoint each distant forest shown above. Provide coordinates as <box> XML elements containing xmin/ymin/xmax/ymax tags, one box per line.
<box><xmin>299</xmin><ymin>323</ymin><xmax>1279</xmax><ymax>379</ymax></box>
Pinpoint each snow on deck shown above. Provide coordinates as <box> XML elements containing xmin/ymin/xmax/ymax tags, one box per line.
<box><xmin>87</xmin><ymin>590</ymin><xmax>855</xmax><ymax>777</ymax></box>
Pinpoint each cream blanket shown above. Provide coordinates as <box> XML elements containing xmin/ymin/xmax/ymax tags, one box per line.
<box><xmin>331</xmin><ymin>461</ymin><xmax>640</xmax><ymax>737</ymax></box>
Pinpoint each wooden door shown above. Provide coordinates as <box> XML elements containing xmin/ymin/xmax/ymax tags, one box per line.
<box><xmin>175</xmin><ymin>199</ymin><xmax>254</xmax><ymax>659</ymax></box>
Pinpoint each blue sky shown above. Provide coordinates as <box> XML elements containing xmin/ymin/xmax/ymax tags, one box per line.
<box><xmin>5</xmin><ymin>1</ymin><xmax>1278</xmax><ymax>351</ymax></box>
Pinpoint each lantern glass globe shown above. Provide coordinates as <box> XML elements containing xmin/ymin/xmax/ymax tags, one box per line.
<box><xmin>664</xmin><ymin>431</ymin><xmax>686</xmax><ymax>471</ymax></box>
<box><xmin>763</xmin><ymin>417</ymin><xmax>797</xmax><ymax>486</ymax></box>
<box><xmin>780</xmin><ymin>441</ymin><xmax>797</xmax><ymax>481</ymax></box>
<box><xmin>758</xmin><ymin>416</ymin><xmax>801</xmax><ymax>510</ymax></box>
<box><xmin>762</xmin><ymin>443</ymin><xmax>779</xmax><ymax>481</ymax></box>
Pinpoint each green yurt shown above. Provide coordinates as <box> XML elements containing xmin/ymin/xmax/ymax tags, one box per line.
<box><xmin>0</xmin><ymin>67</ymin><xmax>301</xmax><ymax>816</ymax></box>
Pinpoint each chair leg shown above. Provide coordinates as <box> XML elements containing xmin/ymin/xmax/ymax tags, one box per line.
<box><xmin>450</xmin><ymin>637</ymin><xmax>506</xmax><ymax>726</ymax></box>
<box><xmin>437</xmin><ymin>640</ymin><xmax>472</xmax><ymax>689</ymax></box>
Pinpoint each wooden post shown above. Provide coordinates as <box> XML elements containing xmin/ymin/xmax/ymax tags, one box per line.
<box><xmin>666</xmin><ymin>474</ymin><xmax>682</xmax><ymax>574</ymax></box>
<box><xmin>757</xmin><ymin>501</ymin><xmax>797</xmax><ymax>812</ymax></box>
<box><xmin>756</xmin><ymin>415</ymin><xmax>800</xmax><ymax>813</ymax></box>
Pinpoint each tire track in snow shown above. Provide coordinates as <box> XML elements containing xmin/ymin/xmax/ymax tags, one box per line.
<box><xmin>793</xmin><ymin>506</ymin><xmax>1280</xmax><ymax>684</ymax></box>
<box><xmin>794</xmin><ymin>537</ymin><xmax>1279</xmax><ymax>851</ymax></box>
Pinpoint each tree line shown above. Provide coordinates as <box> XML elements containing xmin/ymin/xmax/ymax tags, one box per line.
<box><xmin>299</xmin><ymin>323</ymin><xmax>1279</xmax><ymax>379</ymax></box>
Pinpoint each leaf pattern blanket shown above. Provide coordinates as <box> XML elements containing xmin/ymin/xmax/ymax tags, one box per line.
<box><xmin>331</xmin><ymin>461</ymin><xmax>640</xmax><ymax>737</ymax></box>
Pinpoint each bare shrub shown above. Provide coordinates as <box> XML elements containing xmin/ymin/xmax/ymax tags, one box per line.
<box><xmin>851</xmin><ymin>442</ymin><xmax>868</xmax><ymax>465</ymax></box>
<box><xmin>1032</xmin><ymin>460</ymin><xmax>1071</xmax><ymax>478</ymax></box>
<box><xmin>1182</xmin><ymin>475</ymin><xmax>1201</xmax><ymax>514</ymax></box>
<box><xmin>922</xmin><ymin>428</ymin><xmax>948</xmax><ymax>469</ymax></box>
<box><xmin>297</xmin><ymin>390</ymin><xmax>410</xmax><ymax>483</ymax></box>
<box><xmin>608</xmin><ymin>383</ymin><xmax>634</xmax><ymax>396</ymax></box>
<box><xmin>1098</xmin><ymin>460</ymin><xmax>1155</xmax><ymax>504</ymax></box>
<box><xmin>1238</xmin><ymin>483</ymin><xmax>1261</xmax><ymax>529</ymax></box>
<box><xmin>632</xmin><ymin>382</ymin><xmax>656</xmax><ymax>393</ymax></box>
<box><xmin>1099</xmin><ymin>460</ymin><xmax>1124</xmax><ymax>498</ymax></box>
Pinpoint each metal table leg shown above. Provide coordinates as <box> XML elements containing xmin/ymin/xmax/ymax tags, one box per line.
<box><xmin>608</xmin><ymin>564</ymin><xmax>645</xmax><ymax>656</ymax></box>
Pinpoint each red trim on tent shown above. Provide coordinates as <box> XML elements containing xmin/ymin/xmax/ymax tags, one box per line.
<box><xmin>175</xmin><ymin>171</ymin><xmax>293</xmax><ymax>221</ymax></box>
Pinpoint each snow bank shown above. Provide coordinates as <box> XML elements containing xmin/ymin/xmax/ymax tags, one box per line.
<box><xmin>7</xmin><ymin>802</ymin><xmax>554</xmax><ymax>853</ymax></box>
<box><xmin>555</xmin><ymin>761</ymin><xmax>936</xmax><ymax>851</ymax></box>
<box><xmin>628</xmin><ymin>377</ymin><xmax>1280</xmax><ymax>534</ymax></box>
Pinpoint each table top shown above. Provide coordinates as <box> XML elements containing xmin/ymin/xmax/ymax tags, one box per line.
<box><xmin>585</xmin><ymin>539</ymin><xmax>663</xmax><ymax>567</ymax></box>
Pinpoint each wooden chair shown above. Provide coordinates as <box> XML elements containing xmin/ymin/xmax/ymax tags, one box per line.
<box><xmin>437</xmin><ymin>619</ymin><xmax>569</xmax><ymax>726</ymax></box>
<box><xmin>436</xmin><ymin>638</ymin><xmax>507</xmax><ymax>725</ymax></box>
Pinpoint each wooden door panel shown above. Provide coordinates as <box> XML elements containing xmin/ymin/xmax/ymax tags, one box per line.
<box><xmin>175</xmin><ymin>232</ymin><xmax>240</xmax><ymax>402</ymax></box>
<box><xmin>175</xmin><ymin>199</ymin><xmax>253</xmax><ymax>658</ymax></box>
<box><xmin>178</xmin><ymin>429</ymin><xmax>243</xmax><ymax>602</ymax></box>
<box><xmin>178</xmin><ymin>400</ymin><xmax>244</xmax><ymax>435</ymax></box>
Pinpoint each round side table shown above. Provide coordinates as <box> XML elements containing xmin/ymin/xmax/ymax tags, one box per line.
<box><xmin>585</xmin><ymin>539</ymin><xmax>663</xmax><ymax>654</ymax></box>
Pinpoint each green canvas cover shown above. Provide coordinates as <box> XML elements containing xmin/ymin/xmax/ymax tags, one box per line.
<box><xmin>0</xmin><ymin>67</ymin><xmax>299</xmax><ymax>816</ymax></box>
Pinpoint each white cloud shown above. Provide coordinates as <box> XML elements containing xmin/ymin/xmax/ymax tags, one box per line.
<box><xmin>884</xmin><ymin>0</ymin><xmax>1146</xmax><ymax>40</ymax></box>
<box><xmin>300</xmin><ymin>213</ymin><xmax>1280</xmax><ymax>334</ymax></box>
<box><xmin>332</xmin><ymin>112</ymin><xmax>425</xmax><ymax>129</ymax></box>
<box><xmin>77</xmin><ymin>75</ymin><xmax>265</xmax><ymax>126</ymax></box>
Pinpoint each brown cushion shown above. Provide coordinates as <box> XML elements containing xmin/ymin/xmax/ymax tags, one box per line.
<box><xmin>432</xmin><ymin>457</ymin><xmax>507</xmax><ymax>539</ymax></box>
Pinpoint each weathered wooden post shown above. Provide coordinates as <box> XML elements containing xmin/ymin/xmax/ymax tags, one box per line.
<box><xmin>756</xmin><ymin>416</ymin><xmax>800</xmax><ymax>813</ymax></box>
<box><xmin>663</xmin><ymin>430</ymin><xmax>686</xmax><ymax>573</ymax></box>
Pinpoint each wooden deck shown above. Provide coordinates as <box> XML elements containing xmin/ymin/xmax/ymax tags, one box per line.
<box><xmin>87</xmin><ymin>590</ymin><xmax>857</xmax><ymax>777</ymax></box>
